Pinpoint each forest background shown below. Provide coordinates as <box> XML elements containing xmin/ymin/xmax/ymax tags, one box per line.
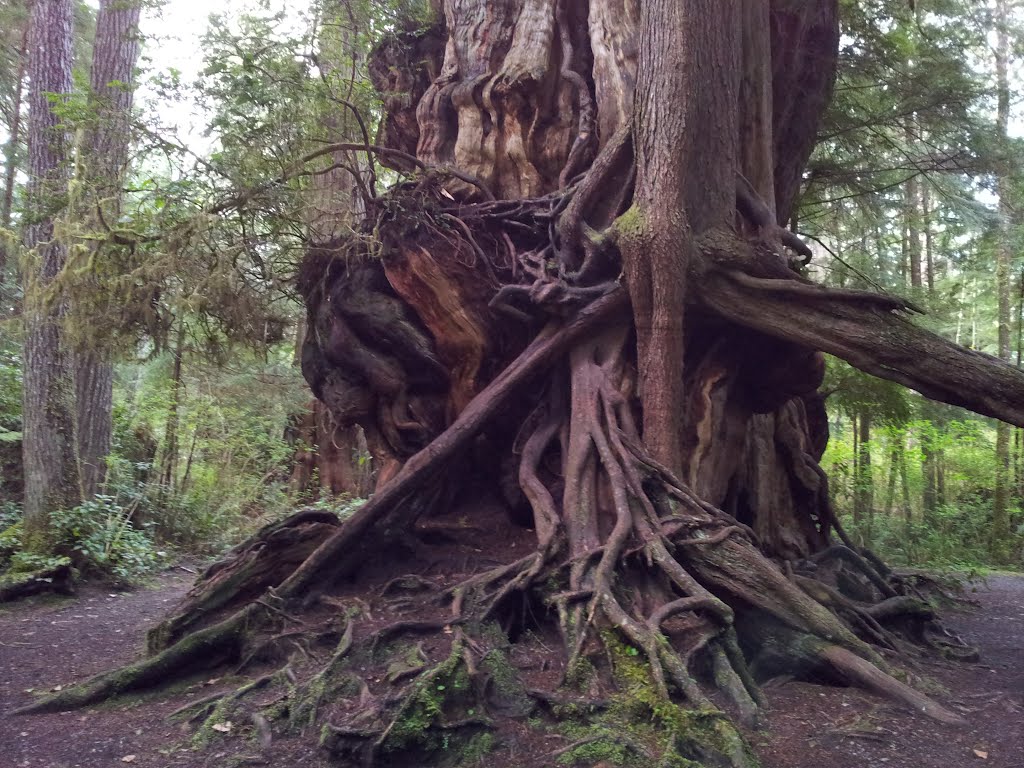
<box><xmin>1</xmin><ymin>0</ymin><xmax>1022</xmax><ymax>586</ymax></box>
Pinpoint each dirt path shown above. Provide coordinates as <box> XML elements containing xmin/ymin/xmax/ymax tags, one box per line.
<box><xmin>0</xmin><ymin>570</ymin><xmax>1021</xmax><ymax>768</ymax></box>
<box><xmin>755</xmin><ymin>574</ymin><xmax>1024</xmax><ymax>768</ymax></box>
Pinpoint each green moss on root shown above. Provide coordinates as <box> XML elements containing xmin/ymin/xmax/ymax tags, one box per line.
<box><xmin>550</xmin><ymin>632</ymin><xmax>758</xmax><ymax>768</ymax></box>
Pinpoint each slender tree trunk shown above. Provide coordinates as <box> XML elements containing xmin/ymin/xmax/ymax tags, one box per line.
<box><xmin>904</xmin><ymin>164</ymin><xmax>921</xmax><ymax>291</ymax></box>
<box><xmin>20</xmin><ymin>0</ymin><xmax>79</xmax><ymax>551</ymax></box>
<box><xmin>970</xmin><ymin>279</ymin><xmax>978</xmax><ymax>350</ymax></box>
<box><xmin>899</xmin><ymin>437</ymin><xmax>911</xmax><ymax>527</ymax></box>
<box><xmin>0</xmin><ymin>18</ymin><xmax>28</xmax><ymax>305</ymax></box>
<box><xmin>955</xmin><ymin>276</ymin><xmax>966</xmax><ymax>345</ymax></box>
<box><xmin>1015</xmin><ymin>268</ymin><xmax>1024</xmax><ymax>499</ymax></box>
<box><xmin>883</xmin><ymin>441</ymin><xmax>898</xmax><ymax>517</ymax></box>
<box><xmin>853</xmin><ymin>408</ymin><xmax>873</xmax><ymax>540</ymax></box>
<box><xmin>921</xmin><ymin>424</ymin><xmax>937</xmax><ymax>526</ymax></box>
<box><xmin>993</xmin><ymin>0</ymin><xmax>1012</xmax><ymax>563</ymax></box>
<box><xmin>900</xmin><ymin>219</ymin><xmax>909</xmax><ymax>286</ymax></box>
<box><xmin>159</xmin><ymin>322</ymin><xmax>185</xmax><ymax>492</ymax></box>
<box><xmin>73</xmin><ymin>0</ymin><xmax>143</xmax><ymax>498</ymax></box>
<box><xmin>921</xmin><ymin>183</ymin><xmax>934</xmax><ymax>296</ymax></box>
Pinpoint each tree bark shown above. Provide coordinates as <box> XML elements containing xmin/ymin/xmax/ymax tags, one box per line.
<box><xmin>921</xmin><ymin>424</ymin><xmax>937</xmax><ymax>525</ymax></box>
<box><xmin>619</xmin><ymin>0</ymin><xmax>738</xmax><ymax>473</ymax></box>
<box><xmin>904</xmin><ymin>155</ymin><xmax>921</xmax><ymax>290</ymax></box>
<box><xmin>159</xmin><ymin>321</ymin><xmax>185</xmax><ymax>492</ymax></box>
<box><xmin>72</xmin><ymin>0</ymin><xmax>142</xmax><ymax>498</ymax></box>
<box><xmin>853</xmin><ymin>408</ymin><xmax>873</xmax><ymax>538</ymax></box>
<box><xmin>20</xmin><ymin>0</ymin><xmax>78</xmax><ymax>550</ymax></box>
<box><xmin>921</xmin><ymin>183</ymin><xmax>934</xmax><ymax>296</ymax></box>
<box><xmin>0</xmin><ymin>16</ymin><xmax>28</xmax><ymax>306</ymax></box>
<box><xmin>1015</xmin><ymin>269</ymin><xmax>1024</xmax><ymax>500</ymax></box>
<box><xmin>992</xmin><ymin>0</ymin><xmax>1012</xmax><ymax>562</ymax></box>
<box><xmin>288</xmin><ymin>0</ymin><xmax>374</xmax><ymax>497</ymax></box>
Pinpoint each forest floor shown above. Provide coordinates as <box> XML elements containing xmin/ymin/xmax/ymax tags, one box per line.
<box><xmin>0</xmin><ymin>567</ymin><xmax>1021</xmax><ymax>768</ymax></box>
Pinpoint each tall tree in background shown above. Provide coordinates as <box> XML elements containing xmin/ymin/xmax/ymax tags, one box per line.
<box><xmin>72</xmin><ymin>0</ymin><xmax>142</xmax><ymax>497</ymax></box>
<box><xmin>20</xmin><ymin>0</ymin><xmax>78</xmax><ymax>550</ymax></box>
<box><xmin>0</xmin><ymin>3</ymin><xmax>29</xmax><ymax>305</ymax></box>
<box><xmin>992</xmin><ymin>0</ymin><xmax>1014</xmax><ymax>562</ymax></box>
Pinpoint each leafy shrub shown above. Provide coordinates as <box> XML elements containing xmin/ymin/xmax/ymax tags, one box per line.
<box><xmin>49</xmin><ymin>495</ymin><xmax>162</xmax><ymax>580</ymax></box>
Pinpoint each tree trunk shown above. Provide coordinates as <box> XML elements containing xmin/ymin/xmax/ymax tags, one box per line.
<box><xmin>883</xmin><ymin>441</ymin><xmax>898</xmax><ymax>517</ymax></box>
<box><xmin>853</xmin><ymin>408</ymin><xmax>873</xmax><ymax>541</ymax></box>
<box><xmin>1015</xmin><ymin>268</ymin><xmax>1024</xmax><ymax>500</ymax></box>
<box><xmin>158</xmin><ymin>321</ymin><xmax>185</xmax><ymax>492</ymax></box>
<box><xmin>900</xmin><ymin>443</ymin><xmax>912</xmax><ymax>527</ymax></box>
<box><xmin>287</xmin><ymin>0</ymin><xmax>374</xmax><ymax>498</ymax></box>
<box><xmin>72</xmin><ymin>0</ymin><xmax>142</xmax><ymax>498</ymax></box>
<box><xmin>921</xmin><ymin>422</ymin><xmax>937</xmax><ymax>526</ymax></box>
<box><xmin>0</xmin><ymin>16</ymin><xmax>28</xmax><ymax>305</ymax></box>
<box><xmin>20</xmin><ymin>0</ymin><xmax>78</xmax><ymax>551</ymax></box>
<box><xmin>904</xmin><ymin>159</ymin><xmax>921</xmax><ymax>291</ymax></box>
<box><xmin>922</xmin><ymin>183</ymin><xmax>934</xmax><ymax>296</ymax></box>
<box><xmin>992</xmin><ymin>0</ymin><xmax>1012</xmax><ymax>563</ymax></box>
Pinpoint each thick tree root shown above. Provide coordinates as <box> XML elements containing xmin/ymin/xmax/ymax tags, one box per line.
<box><xmin>818</xmin><ymin>644</ymin><xmax>966</xmax><ymax>725</ymax></box>
<box><xmin>149</xmin><ymin>510</ymin><xmax>341</xmax><ymax>652</ymax></box>
<box><xmin>13</xmin><ymin>606</ymin><xmax>254</xmax><ymax>715</ymax></box>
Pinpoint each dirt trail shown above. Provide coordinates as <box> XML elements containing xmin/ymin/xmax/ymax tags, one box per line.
<box><xmin>755</xmin><ymin>574</ymin><xmax>1024</xmax><ymax>768</ymax></box>
<box><xmin>0</xmin><ymin>569</ymin><xmax>1021</xmax><ymax>768</ymax></box>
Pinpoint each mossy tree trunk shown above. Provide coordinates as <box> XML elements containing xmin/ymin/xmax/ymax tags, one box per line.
<box><xmin>20</xmin><ymin>0</ymin><xmax>79</xmax><ymax>551</ymax></box>
<box><xmin>73</xmin><ymin>0</ymin><xmax>143</xmax><ymax>498</ymax></box>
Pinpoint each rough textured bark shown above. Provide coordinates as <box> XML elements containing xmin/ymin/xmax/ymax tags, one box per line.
<box><xmin>621</xmin><ymin>0</ymin><xmax>739</xmax><ymax>473</ymax></box>
<box><xmin>26</xmin><ymin>1</ymin><xmax>1002</xmax><ymax>762</ymax></box>
<box><xmin>73</xmin><ymin>0</ymin><xmax>142</xmax><ymax>497</ymax></box>
<box><xmin>20</xmin><ymin>0</ymin><xmax>78</xmax><ymax>550</ymax></box>
<box><xmin>288</xmin><ymin>399</ymin><xmax>374</xmax><ymax>498</ymax></box>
